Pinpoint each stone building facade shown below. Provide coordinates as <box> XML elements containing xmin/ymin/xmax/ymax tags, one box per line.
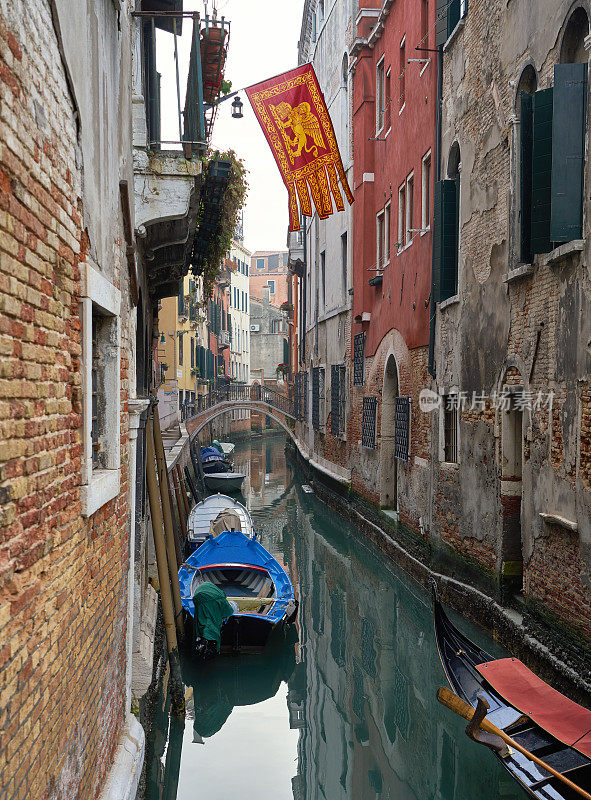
<box><xmin>0</xmin><ymin>1</ymin><xmax>230</xmax><ymax>797</ymax></box>
<box><xmin>0</xmin><ymin>1</ymin><xmax>147</xmax><ymax>798</ymax></box>
<box><xmin>431</xmin><ymin>0</ymin><xmax>591</xmax><ymax>636</ymax></box>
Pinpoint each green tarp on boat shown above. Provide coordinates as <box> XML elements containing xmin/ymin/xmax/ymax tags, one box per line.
<box><xmin>193</xmin><ymin>582</ymin><xmax>235</xmax><ymax>652</ymax></box>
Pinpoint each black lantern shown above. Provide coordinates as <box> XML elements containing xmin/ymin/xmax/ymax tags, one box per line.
<box><xmin>231</xmin><ymin>95</ymin><xmax>244</xmax><ymax>119</ymax></box>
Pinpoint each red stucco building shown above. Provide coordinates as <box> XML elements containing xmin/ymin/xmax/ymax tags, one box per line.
<box><xmin>349</xmin><ymin>0</ymin><xmax>436</xmax><ymax>524</ymax></box>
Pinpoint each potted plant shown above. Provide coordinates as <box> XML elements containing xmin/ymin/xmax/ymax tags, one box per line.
<box><xmin>191</xmin><ymin>367</ymin><xmax>201</xmax><ymax>378</ymax></box>
<box><xmin>161</xmin><ymin>362</ymin><xmax>169</xmax><ymax>372</ymax></box>
<box><xmin>276</xmin><ymin>362</ymin><xmax>289</xmax><ymax>379</ymax></box>
<box><xmin>280</xmin><ymin>301</ymin><xmax>293</xmax><ymax>314</ymax></box>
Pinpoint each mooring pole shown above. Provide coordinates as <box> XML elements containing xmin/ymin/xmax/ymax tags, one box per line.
<box><xmin>172</xmin><ymin>468</ymin><xmax>187</xmax><ymax>538</ymax></box>
<box><xmin>176</xmin><ymin>464</ymin><xmax>191</xmax><ymax>518</ymax></box>
<box><xmin>152</xmin><ymin>405</ymin><xmax>184</xmax><ymax>637</ymax></box>
<box><xmin>145</xmin><ymin>414</ymin><xmax>184</xmax><ymax>714</ymax></box>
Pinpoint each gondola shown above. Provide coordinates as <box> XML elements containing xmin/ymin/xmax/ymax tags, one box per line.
<box><xmin>203</xmin><ymin>471</ymin><xmax>245</xmax><ymax>493</ymax></box>
<box><xmin>432</xmin><ymin>583</ymin><xmax>591</xmax><ymax>799</ymax></box>
<box><xmin>179</xmin><ymin>529</ymin><xmax>298</xmax><ymax>654</ymax></box>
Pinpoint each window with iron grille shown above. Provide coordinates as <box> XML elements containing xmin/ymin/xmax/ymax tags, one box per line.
<box><xmin>330</xmin><ymin>365</ymin><xmax>346</xmax><ymax>437</ymax></box>
<box><xmin>362</xmin><ymin>397</ymin><xmax>377</xmax><ymax>448</ymax></box>
<box><xmin>301</xmin><ymin>371</ymin><xmax>308</xmax><ymax>421</ymax></box>
<box><xmin>353</xmin><ymin>332</ymin><xmax>365</xmax><ymax>386</ymax></box>
<box><xmin>394</xmin><ymin>397</ymin><xmax>411</xmax><ymax>461</ymax></box>
<box><xmin>443</xmin><ymin>394</ymin><xmax>458</xmax><ymax>462</ymax></box>
<box><xmin>312</xmin><ymin>367</ymin><xmax>325</xmax><ymax>431</ymax></box>
<box><xmin>91</xmin><ymin>315</ymin><xmax>100</xmax><ymax>467</ymax></box>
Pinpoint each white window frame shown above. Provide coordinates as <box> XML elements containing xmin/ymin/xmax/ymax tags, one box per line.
<box><xmin>267</xmin><ymin>280</ymin><xmax>275</xmax><ymax>294</ymax></box>
<box><xmin>421</xmin><ymin>150</ymin><xmax>432</xmax><ymax>233</ymax></box>
<box><xmin>385</xmin><ymin>67</ymin><xmax>392</xmax><ymax>132</ymax></box>
<box><xmin>376</xmin><ymin>209</ymin><xmax>385</xmax><ymax>271</ymax></box>
<box><xmin>398</xmin><ymin>182</ymin><xmax>406</xmax><ymax>252</ymax></box>
<box><xmin>376</xmin><ymin>56</ymin><xmax>386</xmax><ymax>133</ymax></box>
<box><xmin>399</xmin><ymin>36</ymin><xmax>406</xmax><ymax>114</ymax></box>
<box><xmin>384</xmin><ymin>200</ymin><xmax>391</xmax><ymax>266</ymax></box>
<box><xmin>81</xmin><ymin>262</ymin><xmax>121</xmax><ymax>517</ymax></box>
<box><xmin>406</xmin><ymin>171</ymin><xmax>414</xmax><ymax>246</ymax></box>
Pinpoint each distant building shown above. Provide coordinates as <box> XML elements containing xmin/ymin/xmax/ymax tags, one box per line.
<box><xmin>229</xmin><ymin>239</ymin><xmax>251</xmax><ymax>384</ymax></box>
<box><xmin>250</xmin><ymin>250</ymin><xmax>289</xmax><ymax>307</ymax></box>
<box><xmin>250</xmin><ymin>288</ymin><xmax>289</xmax><ymax>386</ymax></box>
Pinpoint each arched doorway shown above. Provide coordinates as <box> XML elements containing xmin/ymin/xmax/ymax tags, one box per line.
<box><xmin>380</xmin><ymin>354</ymin><xmax>399</xmax><ymax>509</ymax></box>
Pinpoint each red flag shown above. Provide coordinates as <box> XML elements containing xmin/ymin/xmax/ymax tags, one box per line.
<box><xmin>246</xmin><ymin>64</ymin><xmax>354</xmax><ymax>231</ymax></box>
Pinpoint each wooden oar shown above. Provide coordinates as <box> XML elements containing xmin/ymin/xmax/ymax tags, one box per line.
<box><xmin>437</xmin><ymin>687</ymin><xmax>591</xmax><ymax>800</ymax></box>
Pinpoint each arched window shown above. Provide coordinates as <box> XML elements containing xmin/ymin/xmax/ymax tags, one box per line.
<box><xmin>447</xmin><ymin>141</ymin><xmax>460</xmax><ymax>179</ymax></box>
<box><xmin>560</xmin><ymin>6</ymin><xmax>589</xmax><ymax>64</ymax></box>
<box><xmin>516</xmin><ymin>65</ymin><xmax>537</xmax><ymax>262</ymax></box>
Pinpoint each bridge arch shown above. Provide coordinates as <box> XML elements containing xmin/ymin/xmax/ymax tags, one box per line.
<box><xmin>186</xmin><ymin>402</ymin><xmax>297</xmax><ymax>446</ymax></box>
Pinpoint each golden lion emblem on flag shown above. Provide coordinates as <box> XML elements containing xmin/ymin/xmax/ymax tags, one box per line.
<box><xmin>271</xmin><ymin>101</ymin><xmax>326</xmax><ymax>163</ymax></box>
<box><xmin>247</xmin><ymin>64</ymin><xmax>354</xmax><ymax>231</ymax></box>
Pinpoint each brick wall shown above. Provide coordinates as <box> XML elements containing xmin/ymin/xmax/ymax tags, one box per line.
<box><xmin>0</xmin><ymin>5</ymin><xmax>130</xmax><ymax>798</ymax></box>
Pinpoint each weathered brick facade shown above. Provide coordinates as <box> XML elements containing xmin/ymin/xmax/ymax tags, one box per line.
<box><xmin>0</xmin><ymin>2</ymin><xmax>140</xmax><ymax>797</ymax></box>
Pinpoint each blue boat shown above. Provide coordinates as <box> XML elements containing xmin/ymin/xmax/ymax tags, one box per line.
<box><xmin>179</xmin><ymin>529</ymin><xmax>298</xmax><ymax>653</ymax></box>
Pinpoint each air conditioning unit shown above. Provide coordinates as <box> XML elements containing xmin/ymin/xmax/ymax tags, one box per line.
<box><xmin>250</xmin><ymin>324</ymin><xmax>260</xmax><ymax>332</ymax></box>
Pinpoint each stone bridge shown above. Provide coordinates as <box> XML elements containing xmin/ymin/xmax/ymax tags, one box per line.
<box><xmin>185</xmin><ymin>384</ymin><xmax>299</xmax><ymax>443</ymax></box>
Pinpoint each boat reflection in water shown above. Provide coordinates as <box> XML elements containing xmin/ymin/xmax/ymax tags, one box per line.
<box><xmin>144</xmin><ymin>435</ymin><xmax>526</xmax><ymax>800</ymax></box>
<box><xmin>187</xmin><ymin>627</ymin><xmax>297</xmax><ymax>743</ymax></box>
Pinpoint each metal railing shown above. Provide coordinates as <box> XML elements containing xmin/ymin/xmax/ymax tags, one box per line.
<box><xmin>187</xmin><ymin>383</ymin><xmax>298</xmax><ymax>421</ymax></box>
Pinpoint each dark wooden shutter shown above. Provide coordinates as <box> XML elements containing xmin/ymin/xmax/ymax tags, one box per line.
<box><xmin>433</xmin><ymin>180</ymin><xmax>458</xmax><ymax>302</ymax></box>
<box><xmin>531</xmin><ymin>87</ymin><xmax>553</xmax><ymax>254</ymax></box>
<box><xmin>520</xmin><ymin>91</ymin><xmax>534</xmax><ymax>262</ymax></box>
<box><xmin>394</xmin><ymin>397</ymin><xmax>410</xmax><ymax>461</ymax></box>
<box><xmin>362</xmin><ymin>397</ymin><xmax>377</xmax><ymax>449</ymax></box>
<box><xmin>550</xmin><ymin>62</ymin><xmax>587</xmax><ymax>244</ymax></box>
<box><xmin>447</xmin><ymin>0</ymin><xmax>460</xmax><ymax>37</ymax></box>
<box><xmin>178</xmin><ymin>281</ymin><xmax>184</xmax><ymax>315</ymax></box>
<box><xmin>435</xmin><ymin>0</ymin><xmax>449</xmax><ymax>46</ymax></box>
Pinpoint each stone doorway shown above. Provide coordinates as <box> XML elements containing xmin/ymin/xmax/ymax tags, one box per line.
<box><xmin>380</xmin><ymin>354</ymin><xmax>399</xmax><ymax>509</ymax></box>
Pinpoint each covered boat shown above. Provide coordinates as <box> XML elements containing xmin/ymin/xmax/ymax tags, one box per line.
<box><xmin>203</xmin><ymin>472</ymin><xmax>245</xmax><ymax>493</ymax></box>
<box><xmin>200</xmin><ymin>446</ymin><xmax>232</xmax><ymax>474</ymax></box>
<box><xmin>186</xmin><ymin>493</ymin><xmax>253</xmax><ymax>553</ymax></box>
<box><xmin>433</xmin><ymin>585</ymin><xmax>591</xmax><ymax>799</ymax></box>
<box><xmin>179</xmin><ymin>529</ymin><xmax>297</xmax><ymax>653</ymax></box>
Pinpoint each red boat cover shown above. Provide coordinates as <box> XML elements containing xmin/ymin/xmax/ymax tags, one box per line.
<box><xmin>476</xmin><ymin>658</ymin><xmax>591</xmax><ymax>758</ymax></box>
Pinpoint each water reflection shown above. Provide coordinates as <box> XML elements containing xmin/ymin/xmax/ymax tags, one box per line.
<box><xmin>145</xmin><ymin>435</ymin><xmax>525</xmax><ymax>800</ymax></box>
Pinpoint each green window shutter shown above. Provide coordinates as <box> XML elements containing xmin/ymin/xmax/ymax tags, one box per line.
<box><xmin>178</xmin><ymin>332</ymin><xmax>184</xmax><ymax>366</ymax></box>
<box><xmin>520</xmin><ymin>91</ymin><xmax>534</xmax><ymax>262</ymax></box>
<box><xmin>447</xmin><ymin>0</ymin><xmax>460</xmax><ymax>38</ymax></box>
<box><xmin>531</xmin><ymin>87</ymin><xmax>553</xmax><ymax>254</ymax></box>
<box><xmin>433</xmin><ymin>180</ymin><xmax>458</xmax><ymax>302</ymax></box>
<box><xmin>178</xmin><ymin>281</ymin><xmax>184</xmax><ymax>315</ymax></box>
<box><xmin>550</xmin><ymin>62</ymin><xmax>587</xmax><ymax>244</ymax></box>
<box><xmin>283</xmin><ymin>337</ymin><xmax>289</xmax><ymax>365</ymax></box>
<box><xmin>436</xmin><ymin>0</ymin><xmax>449</xmax><ymax>46</ymax></box>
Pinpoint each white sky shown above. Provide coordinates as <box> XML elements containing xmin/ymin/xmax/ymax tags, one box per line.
<box><xmin>158</xmin><ymin>0</ymin><xmax>305</xmax><ymax>254</ymax></box>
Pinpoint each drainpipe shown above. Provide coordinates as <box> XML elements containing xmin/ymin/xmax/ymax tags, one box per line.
<box><xmin>428</xmin><ymin>43</ymin><xmax>444</xmax><ymax>378</ymax></box>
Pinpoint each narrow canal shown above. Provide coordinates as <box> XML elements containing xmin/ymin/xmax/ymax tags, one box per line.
<box><xmin>145</xmin><ymin>434</ymin><xmax>526</xmax><ymax>800</ymax></box>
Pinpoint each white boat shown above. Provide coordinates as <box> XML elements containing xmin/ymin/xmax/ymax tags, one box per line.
<box><xmin>218</xmin><ymin>442</ymin><xmax>235</xmax><ymax>454</ymax></box>
<box><xmin>203</xmin><ymin>472</ymin><xmax>245</xmax><ymax>493</ymax></box>
<box><xmin>186</xmin><ymin>493</ymin><xmax>252</xmax><ymax>552</ymax></box>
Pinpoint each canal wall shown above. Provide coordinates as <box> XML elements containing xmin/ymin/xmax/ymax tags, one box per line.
<box><xmin>287</xmin><ymin>441</ymin><xmax>591</xmax><ymax>705</ymax></box>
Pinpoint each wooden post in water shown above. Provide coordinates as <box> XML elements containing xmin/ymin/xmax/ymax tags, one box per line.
<box><xmin>145</xmin><ymin>414</ymin><xmax>184</xmax><ymax>714</ymax></box>
<box><xmin>176</xmin><ymin>464</ymin><xmax>191</xmax><ymax>517</ymax></box>
<box><xmin>152</xmin><ymin>406</ymin><xmax>184</xmax><ymax>637</ymax></box>
<box><xmin>172</xmin><ymin>468</ymin><xmax>187</xmax><ymax>538</ymax></box>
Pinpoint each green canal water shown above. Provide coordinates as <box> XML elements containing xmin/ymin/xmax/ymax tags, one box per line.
<box><xmin>145</xmin><ymin>434</ymin><xmax>526</xmax><ymax>800</ymax></box>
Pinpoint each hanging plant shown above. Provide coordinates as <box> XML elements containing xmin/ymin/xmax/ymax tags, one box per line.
<box><xmin>193</xmin><ymin>148</ymin><xmax>249</xmax><ymax>299</ymax></box>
